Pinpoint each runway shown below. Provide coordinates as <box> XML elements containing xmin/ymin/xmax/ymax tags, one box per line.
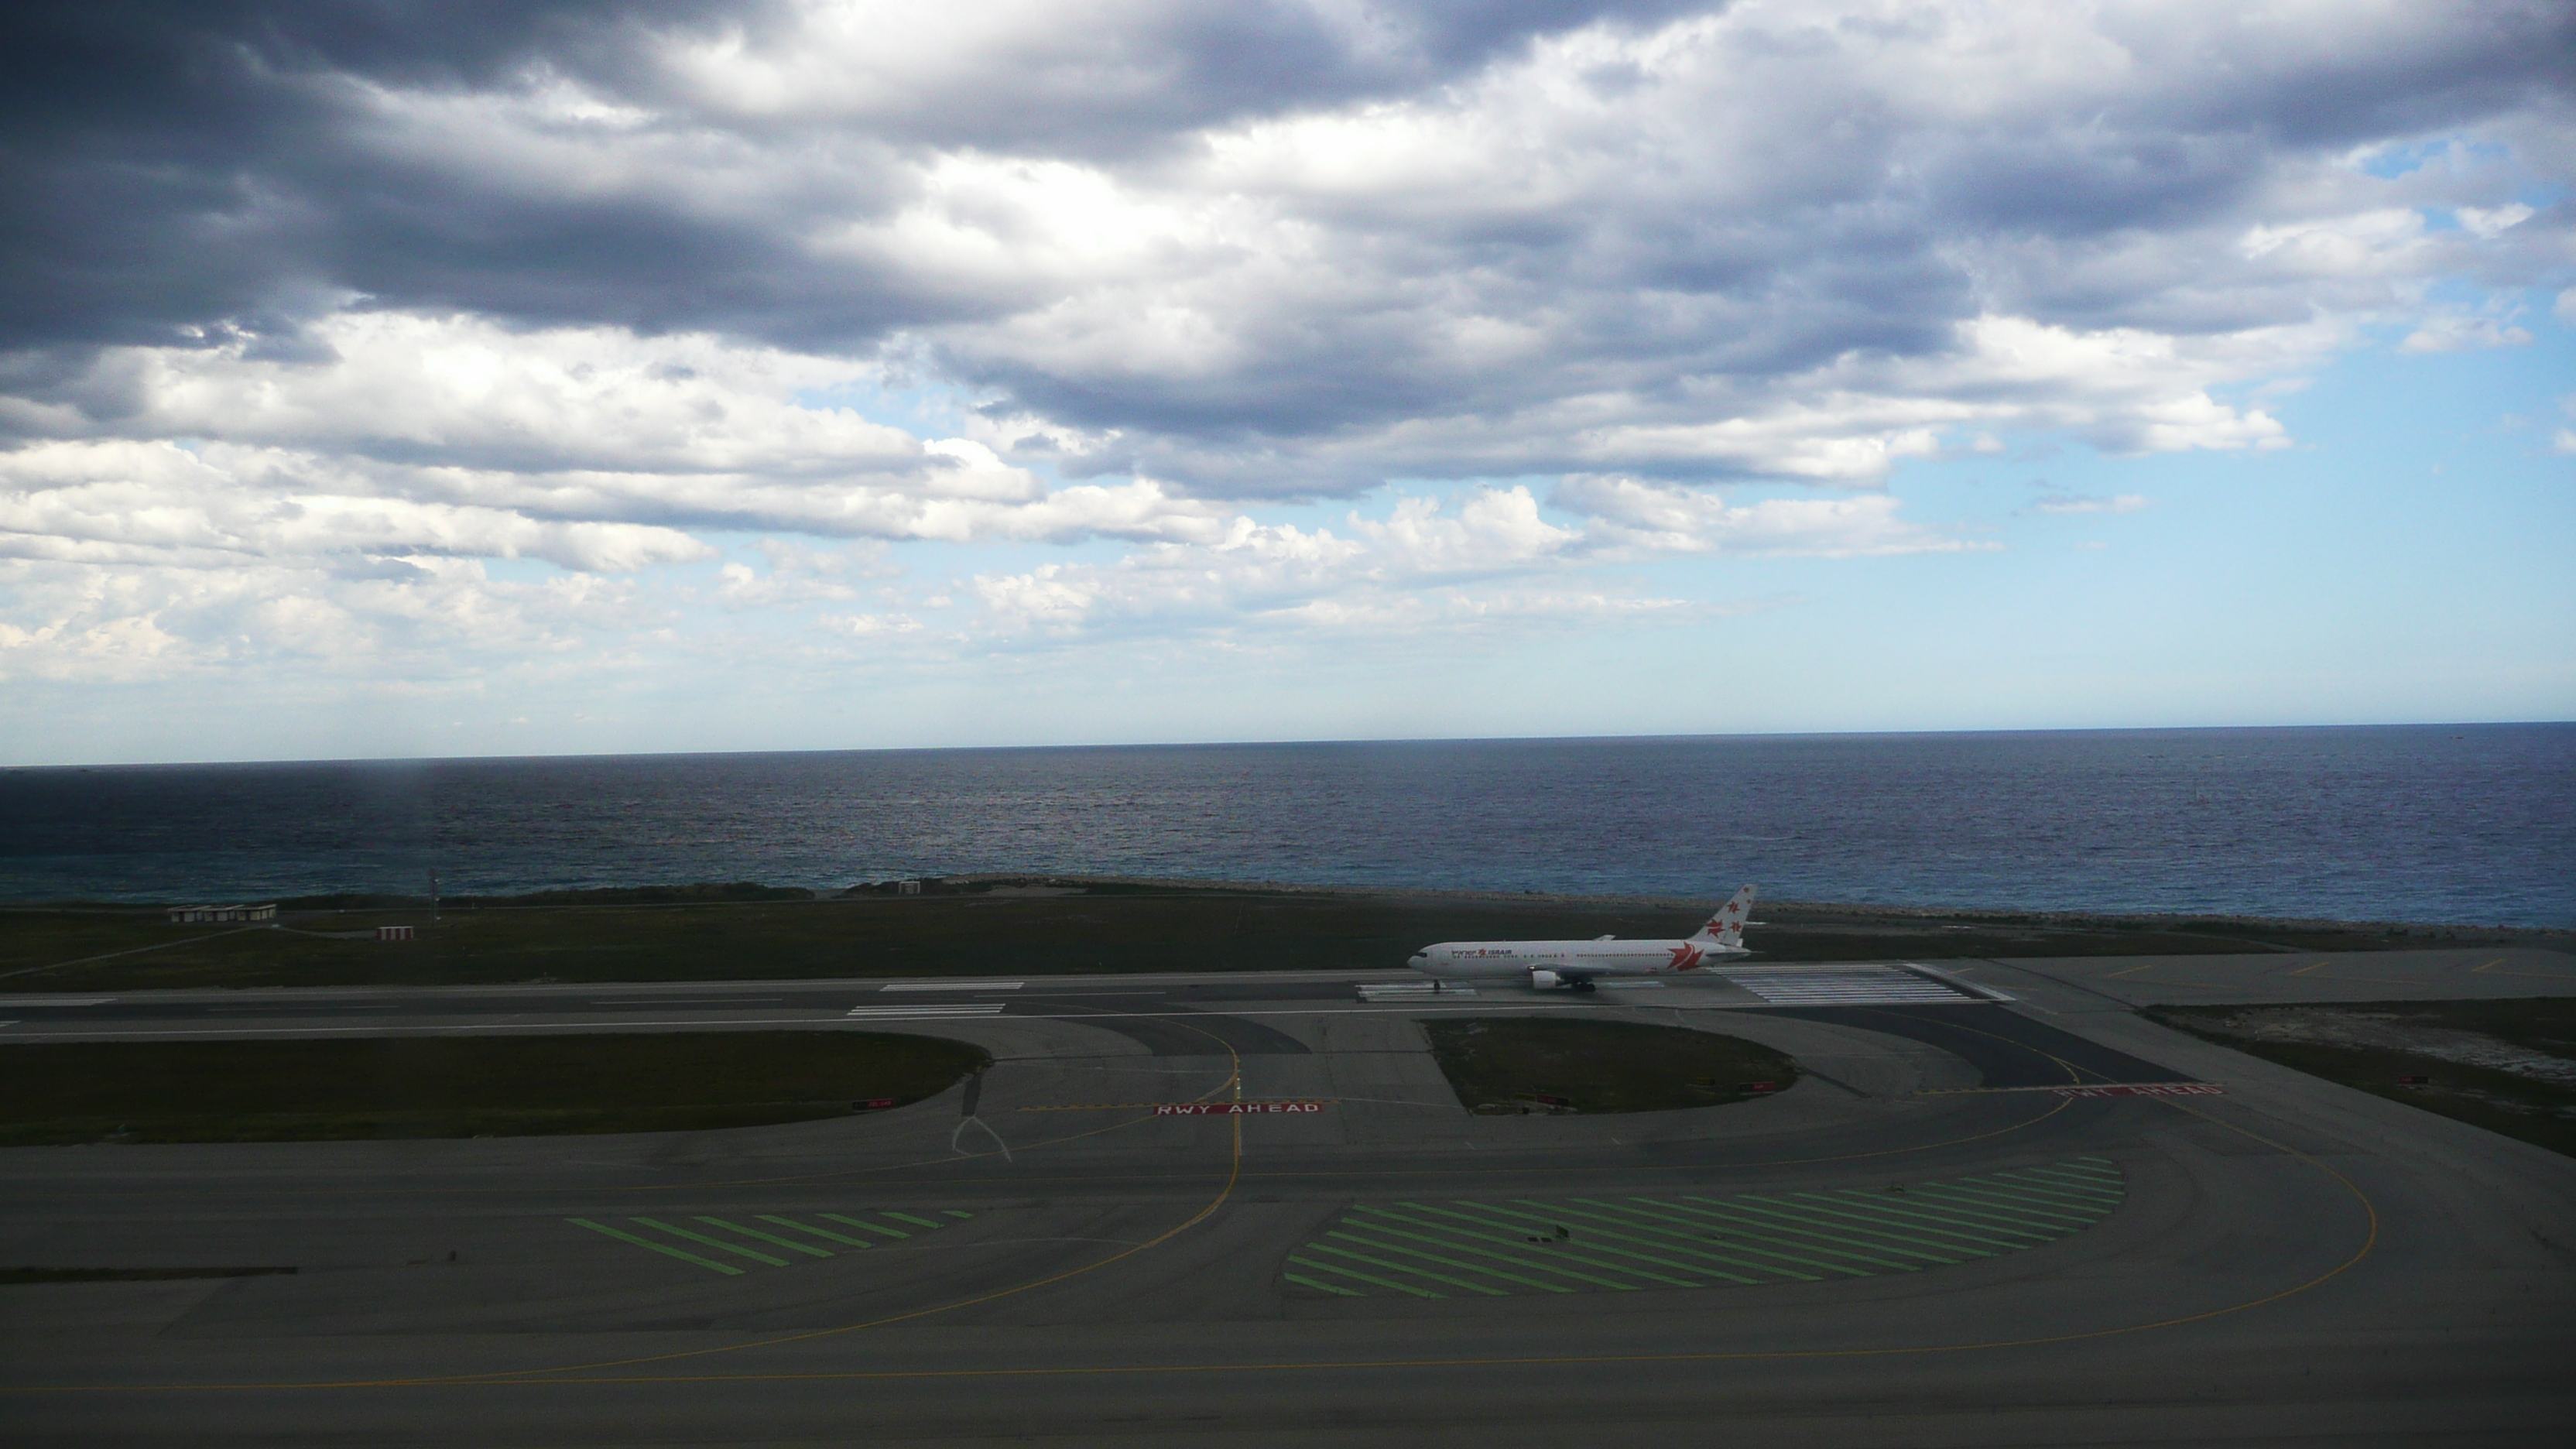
<box><xmin>4</xmin><ymin>947</ymin><xmax>2573</xmax><ymax>1445</ymax></box>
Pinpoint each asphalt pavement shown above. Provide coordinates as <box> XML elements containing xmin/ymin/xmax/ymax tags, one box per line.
<box><xmin>3</xmin><ymin>947</ymin><xmax>2572</xmax><ymax>1446</ymax></box>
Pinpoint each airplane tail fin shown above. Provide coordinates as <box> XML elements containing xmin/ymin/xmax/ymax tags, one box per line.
<box><xmin>1690</xmin><ymin>886</ymin><xmax>1757</xmax><ymax>949</ymax></box>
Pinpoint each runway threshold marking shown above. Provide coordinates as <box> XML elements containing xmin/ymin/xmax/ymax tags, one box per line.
<box><xmin>564</xmin><ymin>1211</ymin><xmax>975</xmax><ymax>1274</ymax></box>
<box><xmin>1283</xmin><ymin>1160</ymin><xmax>2126</xmax><ymax>1299</ymax></box>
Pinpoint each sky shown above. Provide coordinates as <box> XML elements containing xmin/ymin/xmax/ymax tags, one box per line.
<box><xmin>2</xmin><ymin>0</ymin><xmax>2571</xmax><ymax>765</ymax></box>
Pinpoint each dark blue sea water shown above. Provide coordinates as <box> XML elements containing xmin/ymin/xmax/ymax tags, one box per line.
<box><xmin>2</xmin><ymin>725</ymin><xmax>2570</xmax><ymax>927</ymax></box>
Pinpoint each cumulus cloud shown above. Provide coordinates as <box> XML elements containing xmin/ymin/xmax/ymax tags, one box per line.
<box><xmin>2024</xmin><ymin>491</ymin><xmax>2152</xmax><ymax>516</ymax></box>
<box><xmin>968</xmin><ymin>481</ymin><xmax>1965</xmax><ymax>641</ymax></box>
<box><xmin>2</xmin><ymin>314</ymin><xmax>1233</xmax><ymax>544</ymax></box>
<box><xmin>7</xmin><ymin>1</ymin><xmax>2567</xmax><ymax>495</ymax></box>
<box><xmin>1554</xmin><ymin>478</ymin><xmax>1985</xmax><ymax>557</ymax></box>
<box><xmin>2400</xmin><ymin>315</ymin><xmax>2537</xmax><ymax>352</ymax></box>
<box><xmin>1</xmin><ymin>0</ymin><xmax>2568</xmax><ymax>679</ymax></box>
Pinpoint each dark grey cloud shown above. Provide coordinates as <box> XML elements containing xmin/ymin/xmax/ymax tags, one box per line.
<box><xmin>2</xmin><ymin>0</ymin><xmax>2568</xmax><ymax>499</ymax></box>
<box><xmin>0</xmin><ymin>0</ymin><xmax>1697</xmax><ymax>353</ymax></box>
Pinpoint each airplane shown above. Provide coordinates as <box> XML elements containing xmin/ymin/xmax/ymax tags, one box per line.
<box><xmin>1406</xmin><ymin>886</ymin><xmax>1757</xmax><ymax>992</ymax></box>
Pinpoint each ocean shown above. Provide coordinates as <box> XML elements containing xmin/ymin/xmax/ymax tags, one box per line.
<box><xmin>3</xmin><ymin>724</ymin><xmax>2570</xmax><ymax>927</ymax></box>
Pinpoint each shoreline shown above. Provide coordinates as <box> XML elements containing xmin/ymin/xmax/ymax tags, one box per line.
<box><xmin>5</xmin><ymin>870</ymin><xmax>2567</xmax><ymax>947</ymax></box>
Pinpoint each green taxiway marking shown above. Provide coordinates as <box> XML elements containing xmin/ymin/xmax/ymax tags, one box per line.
<box><xmin>695</xmin><ymin>1216</ymin><xmax>832</xmax><ymax>1257</ymax></box>
<box><xmin>822</xmin><ymin>1213</ymin><xmax>910</xmax><ymax>1239</ymax></box>
<box><xmin>1915</xmin><ymin>1181</ymin><xmax>2098</xmax><ymax>1224</ymax></box>
<box><xmin>1289</xmin><ymin>1252</ymin><xmax>1443</xmax><ymax>1298</ymax></box>
<box><xmin>569</xmin><ymin>1209</ymin><xmax>975</xmax><ymax>1273</ymax></box>
<box><xmin>1545</xmin><ymin>1190</ymin><xmax>1896</xmax><ymax>1268</ymax></box>
<box><xmin>1620</xmin><ymin>1198</ymin><xmax>1877</xmax><ymax>1277</ymax></box>
<box><xmin>1393</xmin><ymin>1202</ymin><xmax>1713</xmax><ymax>1286</ymax></box>
<box><xmin>1337</xmin><ymin>1218</ymin><xmax>1595</xmax><ymax>1293</ymax></box>
<box><xmin>1775</xmin><ymin>1190</ymin><xmax>2048</xmax><ymax>1247</ymax></box>
<box><xmin>1369</xmin><ymin>1205</ymin><xmax>1671</xmax><ymax>1290</ymax></box>
<box><xmin>629</xmin><ymin>1218</ymin><xmax>789</xmax><ymax>1266</ymax></box>
<box><xmin>1307</xmin><ymin>1242</ymin><xmax>1497</xmax><ymax>1296</ymax></box>
<box><xmin>1459</xmin><ymin>1201</ymin><xmax>1764</xmax><ymax>1283</ymax></box>
<box><xmin>566</xmin><ymin>1218</ymin><xmax>742</xmax><ymax>1276</ymax></box>
<box><xmin>1739</xmin><ymin>1194</ymin><xmax>2011</xmax><ymax>1255</ymax></box>
<box><xmin>759</xmin><ymin>1215</ymin><xmax>873</xmax><ymax>1248</ymax></box>
<box><xmin>1286</xmin><ymin>1160</ymin><xmax>2129</xmax><ymax>1298</ymax></box>
<box><xmin>1696</xmin><ymin>1197</ymin><xmax>1970</xmax><ymax>1266</ymax></box>
<box><xmin>1321</xmin><ymin>1231</ymin><xmax>1526</xmax><ymax>1294</ymax></box>
<box><xmin>1483</xmin><ymin>1199</ymin><xmax>1814</xmax><ymax>1283</ymax></box>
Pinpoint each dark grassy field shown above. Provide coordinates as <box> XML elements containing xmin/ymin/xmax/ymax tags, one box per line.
<box><xmin>2</xmin><ymin>878</ymin><xmax>2526</xmax><ymax>993</ymax></box>
<box><xmin>1421</xmin><ymin>1018</ymin><xmax>1800</xmax><ymax>1114</ymax></box>
<box><xmin>0</xmin><ymin>1031</ymin><xmax>988</xmax><ymax>1145</ymax></box>
<box><xmin>2150</xmin><ymin>1000</ymin><xmax>2576</xmax><ymax>1159</ymax></box>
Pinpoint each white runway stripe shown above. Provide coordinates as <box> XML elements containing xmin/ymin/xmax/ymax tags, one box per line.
<box><xmin>880</xmin><ymin>981</ymin><xmax>1023</xmax><ymax>992</ymax></box>
<box><xmin>1716</xmin><ymin>968</ymin><xmax>1976</xmax><ymax>1005</ymax></box>
<box><xmin>844</xmin><ymin>1002</ymin><xmax>1010</xmax><ymax>1019</ymax></box>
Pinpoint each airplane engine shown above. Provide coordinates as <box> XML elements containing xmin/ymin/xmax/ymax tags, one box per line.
<box><xmin>1528</xmin><ymin>968</ymin><xmax>1565</xmax><ymax>990</ymax></box>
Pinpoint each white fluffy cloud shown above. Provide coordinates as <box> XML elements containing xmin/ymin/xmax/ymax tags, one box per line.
<box><xmin>965</xmin><ymin>482</ymin><xmax>1967</xmax><ymax>641</ymax></box>
<box><xmin>1</xmin><ymin>0</ymin><xmax>2567</xmax><ymax>686</ymax></box>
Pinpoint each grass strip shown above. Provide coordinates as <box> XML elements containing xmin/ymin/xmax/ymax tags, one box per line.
<box><xmin>1420</xmin><ymin>1018</ymin><xmax>1799</xmax><ymax>1115</ymax></box>
<box><xmin>0</xmin><ymin>1031</ymin><xmax>987</xmax><ymax>1145</ymax></box>
<box><xmin>12</xmin><ymin>891</ymin><xmax>2477</xmax><ymax>995</ymax></box>
<box><xmin>2147</xmin><ymin>1002</ymin><xmax>2576</xmax><ymax>1160</ymax></box>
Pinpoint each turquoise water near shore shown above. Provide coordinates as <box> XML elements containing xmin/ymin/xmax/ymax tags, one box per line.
<box><xmin>4</xmin><ymin>724</ymin><xmax>2570</xmax><ymax>927</ymax></box>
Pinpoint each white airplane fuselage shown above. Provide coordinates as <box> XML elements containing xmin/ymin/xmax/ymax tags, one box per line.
<box><xmin>1407</xmin><ymin>937</ymin><xmax>1747</xmax><ymax>985</ymax></box>
<box><xmin>1406</xmin><ymin>886</ymin><xmax>1758</xmax><ymax>991</ymax></box>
